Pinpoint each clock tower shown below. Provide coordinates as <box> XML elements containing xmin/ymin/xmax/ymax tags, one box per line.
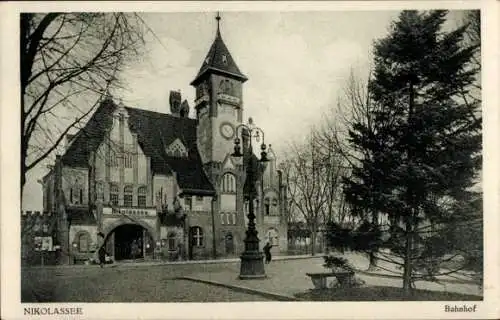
<box><xmin>191</xmin><ymin>14</ymin><xmax>249</xmax><ymax>256</ymax></box>
<box><xmin>191</xmin><ymin>14</ymin><xmax>247</xmax><ymax>165</ymax></box>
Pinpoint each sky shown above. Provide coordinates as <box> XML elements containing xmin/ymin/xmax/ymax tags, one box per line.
<box><xmin>21</xmin><ymin>10</ymin><xmax>467</xmax><ymax>210</ymax></box>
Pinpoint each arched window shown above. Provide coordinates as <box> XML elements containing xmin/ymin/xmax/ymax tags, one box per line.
<box><xmin>272</xmin><ymin>198</ymin><xmax>278</xmax><ymax>215</ymax></box>
<box><xmin>78</xmin><ymin>232</ymin><xmax>90</xmax><ymax>252</ymax></box>
<box><xmin>221</xmin><ymin>173</ymin><xmax>236</xmax><ymax>193</ymax></box>
<box><xmin>167</xmin><ymin>232</ymin><xmax>176</xmax><ymax>251</ymax></box>
<box><xmin>166</xmin><ymin>139</ymin><xmax>187</xmax><ymax>158</ymax></box>
<box><xmin>124</xmin><ymin>186</ymin><xmax>133</xmax><ymax>207</ymax></box>
<box><xmin>190</xmin><ymin>226</ymin><xmax>203</xmax><ymax>247</ymax></box>
<box><xmin>138</xmin><ymin>186</ymin><xmax>147</xmax><ymax>207</ymax></box>
<box><xmin>110</xmin><ymin>184</ymin><xmax>119</xmax><ymax>206</ymax></box>
<box><xmin>96</xmin><ymin>182</ymin><xmax>104</xmax><ymax>201</ymax></box>
<box><xmin>264</xmin><ymin>197</ymin><xmax>270</xmax><ymax>215</ymax></box>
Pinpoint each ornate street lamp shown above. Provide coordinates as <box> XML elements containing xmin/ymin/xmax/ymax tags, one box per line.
<box><xmin>232</xmin><ymin>117</ymin><xmax>269</xmax><ymax>279</ymax></box>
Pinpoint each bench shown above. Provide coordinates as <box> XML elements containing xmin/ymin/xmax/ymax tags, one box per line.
<box><xmin>306</xmin><ymin>271</ymin><xmax>355</xmax><ymax>289</ymax></box>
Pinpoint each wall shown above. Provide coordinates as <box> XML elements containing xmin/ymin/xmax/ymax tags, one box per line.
<box><xmin>159</xmin><ymin>226</ymin><xmax>185</xmax><ymax>260</ymax></box>
<box><xmin>62</xmin><ymin>167</ymin><xmax>88</xmax><ymax>206</ymax></box>
<box><xmin>101</xmin><ymin>217</ymin><xmax>158</xmax><ymax>241</ymax></box>
<box><xmin>93</xmin><ymin>106</ymin><xmax>151</xmax><ymax>207</ymax></box>
<box><xmin>209</xmin><ymin>74</ymin><xmax>242</xmax><ymax>163</ymax></box>
<box><xmin>153</xmin><ymin>175</ymin><xmax>176</xmax><ymax>208</ymax></box>
<box><xmin>188</xmin><ymin>196</ymin><xmax>212</xmax><ymax>212</ymax></box>
<box><xmin>186</xmin><ymin>210</ymin><xmax>215</xmax><ymax>260</ymax></box>
<box><xmin>69</xmin><ymin>225</ymin><xmax>98</xmax><ymax>261</ymax></box>
<box><xmin>220</xmin><ymin>194</ymin><xmax>236</xmax><ymax>212</ymax></box>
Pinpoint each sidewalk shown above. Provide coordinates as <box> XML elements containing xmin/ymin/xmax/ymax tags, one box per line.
<box><xmin>22</xmin><ymin>254</ymin><xmax>314</xmax><ymax>270</ymax></box>
<box><xmin>184</xmin><ymin>256</ymin><xmax>483</xmax><ymax>301</ymax></box>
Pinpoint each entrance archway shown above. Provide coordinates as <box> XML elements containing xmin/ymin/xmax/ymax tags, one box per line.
<box><xmin>107</xmin><ymin>223</ymin><xmax>154</xmax><ymax>261</ymax></box>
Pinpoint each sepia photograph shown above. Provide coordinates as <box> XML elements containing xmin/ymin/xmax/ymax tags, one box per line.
<box><xmin>1</xmin><ymin>1</ymin><xmax>499</xmax><ymax>319</ymax></box>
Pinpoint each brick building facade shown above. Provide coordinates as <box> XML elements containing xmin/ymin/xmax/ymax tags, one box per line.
<box><xmin>40</xmin><ymin>16</ymin><xmax>287</xmax><ymax>264</ymax></box>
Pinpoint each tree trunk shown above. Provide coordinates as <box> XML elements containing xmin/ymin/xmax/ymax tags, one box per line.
<box><xmin>310</xmin><ymin>226</ymin><xmax>317</xmax><ymax>256</ymax></box>
<box><xmin>402</xmin><ymin>219</ymin><xmax>413</xmax><ymax>295</ymax></box>
<box><xmin>368</xmin><ymin>211</ymin><xmax>379</xmax><ymax>269</ymax></box>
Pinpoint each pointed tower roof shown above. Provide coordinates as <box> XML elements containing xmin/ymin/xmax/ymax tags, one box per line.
<box><xmin>190</xmin><ymin>13</ymin><xmax>247</xmax><ymax>86</ymax></box>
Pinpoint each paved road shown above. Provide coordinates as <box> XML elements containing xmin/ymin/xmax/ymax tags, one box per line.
<box><xmin>22</xmin><ymin>255</ymin><xmax>482</xmax><ymax>302</ymax></box>
<box><xmin>22</xmin><ymin>261</ymin><xmax>271</xmax><ymax>302</ymax></box>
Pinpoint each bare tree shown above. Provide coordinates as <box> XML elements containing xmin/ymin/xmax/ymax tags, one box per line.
<box><xmin>20</xmin><ymin>13</ymin><xmax>145</xmax><ymax>193</ymax></box>
<box><xmin>281</xmin><ymin>130</ymin><xmax>346</xmax><ymax>255</ymax></box>
<box><xmin>278</xmin><ymin>160</ymin><xmax>300</xmax><ymax>224</ymax></box>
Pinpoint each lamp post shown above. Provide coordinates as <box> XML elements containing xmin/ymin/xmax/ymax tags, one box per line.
<box><xmin>232</xmin><ymin>117</ymin><xmax>269</xmax><ymax>279</ymax></box>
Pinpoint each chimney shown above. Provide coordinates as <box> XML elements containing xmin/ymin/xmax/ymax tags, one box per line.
<box><xmin>169</xmin><ymin>90</ymin><xmax>182</xmax><ymax>116</ymax></box>
<box><xmin>180</xmin><ymin>100</ymin><xmax>190</xmax><ymax>118</ymax></box>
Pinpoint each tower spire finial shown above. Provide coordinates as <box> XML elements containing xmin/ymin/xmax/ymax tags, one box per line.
<box><xmin>216</xmin><ymin>12</ymin><xmax>221</xmax><ymax>34</ymax></box>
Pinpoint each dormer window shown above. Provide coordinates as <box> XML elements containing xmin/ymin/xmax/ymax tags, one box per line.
<box><xmin>222</xmin><ymin>54</ymin><xmax>227</xmax><ymax>65</ymax></box>
<box><xmin>166</xmin><ymin>138</ymin><xmax>188</xmax><ymax>158</ymax></box>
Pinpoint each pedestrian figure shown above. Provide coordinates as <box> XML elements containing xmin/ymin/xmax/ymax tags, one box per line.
<box><xmin>131</xmin><ymin>240</ymin><xmax>139</xmax><ymax>259</ymax></box>
<box><xmin>263</xmin><ymin>242</ymin><xmax>274</xmax><ymax>264</ymax></box>
<box><xmin>98</xmin><ymin>245</ymin><xmax>107</xmax><ymax>268</ymax></box>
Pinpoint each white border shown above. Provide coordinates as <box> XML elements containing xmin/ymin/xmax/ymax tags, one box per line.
<box><xmin>1</xmin><ymin>1</ymin><xmax>499</xmax><ymax>319</ymax></box>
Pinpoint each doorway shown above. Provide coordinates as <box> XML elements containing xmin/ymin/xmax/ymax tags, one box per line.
<box><xmin>112</xmin><ymin>224</ymin><xmax>152</xmax><ymax>261</ymax></box>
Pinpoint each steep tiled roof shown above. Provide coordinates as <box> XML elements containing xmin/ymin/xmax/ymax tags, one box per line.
<box><xmin>62</xmin><ymin>99</ymin><xmax>114</xmax><ymax>168</ymax></box>
<box><xmin>125</xmin><ymin>107</ymin><xmax>215</xmax><ymax>194</ymax></box>
<box><xmin>191</xmin><ymin>27</ymin><xmax>247</xmax><ymax>86</ymax></box>
<box><xmin>61</xmin><ymin>99</ymin><xmax>215</xmax><ymax>194</ymax></box>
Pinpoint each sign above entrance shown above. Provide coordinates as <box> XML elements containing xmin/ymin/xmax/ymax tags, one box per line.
<box><xmin>103</xmin><ymin>207</ymin><xmax>156</xmax><ymax>217</ymax></box>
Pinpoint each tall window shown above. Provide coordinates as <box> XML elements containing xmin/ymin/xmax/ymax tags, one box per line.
<box><xmin>264</xmin><ymin>197</ymin><xmax>270</xmax><ymax>215</ymax></box>
<box><xmin>110</xmin><ymin>184</ymin><xmax>119</xmax><ymax>206</ymax></box>
<box><xmin>124</xmin><ymin>186</ymin><xmax>133</xmax><ymax>207</ymax></box>
<box><xmin>96</xmin><ymin>182</ymin><xmax>104</xmax><ymax>201</ymax></box>
<box><xmin>124</xmin><ymin>153</ymin><xmax>133</xmax><ymax>168</ymax></box>
<box><xmin>219</xmin><ymin>79</ymin><xmax>233</xmax><ymax>95</ymax></box>
<box><xmin>167</xmin><ymin>232</ymin><xmax>176</xmax><ymax>251</ymax></box>
<box><xmin>190</xmin><ymin>227</ymin><xmax>203</xmax><ymax>247</ymax></box>
<box><xmin>138</xmin><ymin>186</ymin><xmax>147</xmax><ymax>207</ymax></box>
<box><xmin>78</xmin><ymin>232</ymin><xmax>90</xmax><ymax>252</ymax></box>
<box><xmin>272</xmin><ymin>198</ymin><xmax>278</xmax><ymax>215</ymax></box>
<box><xmin>109</xmin><ymin>150</ymin><xmax>118</xmax><ymax>167</ymax></box>
<box><xmin>184</xmin><ymin>197</ymin><xmax>192</xmax><ymax>211</ymax></box>
<box><xmin>221</xmin><ymin>173</ymin><xmax>236</xmax><ymax>193</ymax></box>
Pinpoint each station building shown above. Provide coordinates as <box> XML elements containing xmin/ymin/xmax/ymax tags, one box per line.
<box><xmin>41</xmin><ymin>16</ymin><xmax>288</xmax><ymax>263</ymax></box>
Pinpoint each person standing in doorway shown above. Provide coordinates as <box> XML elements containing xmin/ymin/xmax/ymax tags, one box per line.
<box><xmin>131</xmin><ymin>240</ymin><xmax>138</xmax><ymax>260</ymax></box>
<box><xmin>263</xmin><ymin>242</ymin><xmax>274</xmax><ymax>264</ymax></box>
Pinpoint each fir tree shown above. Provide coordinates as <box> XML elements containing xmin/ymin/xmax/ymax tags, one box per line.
<box><xmin>343</xmin><ymin>10</ymin><xmax>481</xmax><ymax>294</ymax></box>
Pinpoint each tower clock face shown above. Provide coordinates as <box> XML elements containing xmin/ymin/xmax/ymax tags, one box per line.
<box><xmin>220</xmin><ymin>122</ymin><xmax>235</xmax><ymax>140</ymax></box>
